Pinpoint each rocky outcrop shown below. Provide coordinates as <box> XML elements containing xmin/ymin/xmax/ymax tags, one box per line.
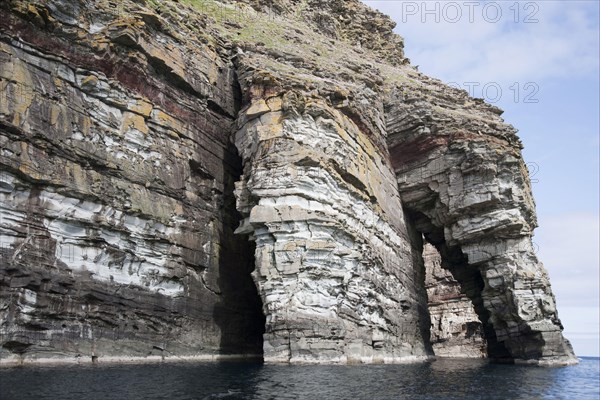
<box><xmin>0</xmin><ymin>0</ymin><xmax>264</xmax><ymax>363</ymax></box>
<box><xmin>386</xmin><ymin>79</ymin><xmax>576</xmax><ymax>365</ymax></box>
<box><xmin>225</xmin><ymin>0</ymin><xmax>432</xmax><ymax>362</ymax></box>
<box><xmin>0</xmin><ymin>0</ymin><xmax>576</xmax><ymax>366</ymax></box>
<box><xmin>424</xmin><ymin>243</ymin><xmax>486</xmax><ymax>358</ymax></box>
<box><xmin>232</xmin><ymin>92</ymin><xmax>431</xmax><ymax>363</ymax></box>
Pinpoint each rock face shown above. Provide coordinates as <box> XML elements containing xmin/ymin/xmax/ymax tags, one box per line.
<box><xmin>228</xmin><ymin>0</ymin><xmax>431</xmax><ymax>362</ymax></box>
<box><xmin>233</xmin><ymin>94</ymin><xmax>431</xmax><ymax>363</ymax></box>
<box><xmin>0</xmin><ymin>0</ymin><xmax>264</xmax><ymax>362</ymax></box>
<box><xmin>424</xmin><ymin>243</ymin><xmax>486</xmax><ymax>358</ymax></box>
<box><xmin>386</xmin><ymin>81</ymin><xmax>576</xmax><ymax>365</ymax></box>
<box><xmin>0</xmin><ymin>0</ymin><xmax>576</xmax><ymax>366</ymax></box>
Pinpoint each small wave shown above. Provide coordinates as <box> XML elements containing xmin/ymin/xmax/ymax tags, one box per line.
<box><xmin>202</xmin><ymin>389</ymin><xmax>244</xmax><ymax>399</ymax></box>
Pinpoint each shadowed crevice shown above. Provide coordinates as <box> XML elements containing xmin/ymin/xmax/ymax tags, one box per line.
<box><xmin>409</xmin><ymin>210</ymin><xmax>511</xmax><ymax>361</ymax></box>
<box><xmin>213</xmin><ymin>140</ymin><xmax>265</xmax><ymax>357</ymax></box>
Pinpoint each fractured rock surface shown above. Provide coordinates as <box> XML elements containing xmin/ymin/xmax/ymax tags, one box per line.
<box><xmin>233</xmin><ymin>93</ymin><xmax>431</xmax><ymax>363</ymax></box>
<box><xmin>0</xmin><ymin>0</ymin><xmax>264</xmax><ymax>363</ymax></box>
<box><xmin>0</xmin><ymin>0</ymin><xmax>576</xmax><ymax>366</ymax></box>
<box><xmin>386</xmin><ymin>82</ymin><xmax>576</xmax><ymax>365</ymax></box>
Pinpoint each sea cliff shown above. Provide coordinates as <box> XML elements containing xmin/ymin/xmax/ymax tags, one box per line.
<box><xmin>0</xmin><ymin>0</ymin><xmax>576</xmax><ymax>366</ymax></box>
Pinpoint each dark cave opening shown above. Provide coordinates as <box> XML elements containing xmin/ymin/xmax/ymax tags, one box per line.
<box><xmin>212</xmin><ymin>140</ymin><xmax>265</xmax><ymax>358</ymax></box>
<box><xmin>211</xmin><ymin>65</ymin><xmax>265</xmax><ymax>358</ymax></box>
<box><xmin>408</xmin><ymin>210</ymin><xmax>512</xmax><ymax>361</ymax></box>
<box><xmin>404</xmin><ymin>210</ymin><xmax>436</xmax><ymax>357</ymax></box>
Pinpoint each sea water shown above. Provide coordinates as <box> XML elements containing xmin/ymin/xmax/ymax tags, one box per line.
<box><xmin>0</xmin><ymin>357</ymin><xmax>598</xmax><ymax>399</ymax></box>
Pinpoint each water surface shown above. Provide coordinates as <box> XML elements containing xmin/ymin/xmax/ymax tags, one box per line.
<box><xmin>1</xmin><ymin>357</ymin><xmax>598</xmax><ymax>399</ymax></box>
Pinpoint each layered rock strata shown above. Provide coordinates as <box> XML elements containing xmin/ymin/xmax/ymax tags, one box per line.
<box><xmin>386</xmin><ymin>82</ymin><xmax>576</xmax><ymax>365</ymax></box>
<box><xmin>0</xmin><ymin>0</ymin><xmax>576</xmax><ymax>366</ymax></box>
<box><xmin>0</xmin><ymin>0</ymin><xmax>264</xmax><ymax>363</ymax></box>
<box><xmin>232</xmin><ymin>92</ymin><xmax>431</xmax><ymax>363</ymax></box>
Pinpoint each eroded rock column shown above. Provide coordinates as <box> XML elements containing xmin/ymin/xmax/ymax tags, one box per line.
<box><xmin>386</xmin><ymin>84</ymin><xmax>577</xmax><ymax>366</ymax></box>
<box><xmin>233</xmin><ymin>89</ymin><xmax>432</xmax><ymax>363</ymax></box>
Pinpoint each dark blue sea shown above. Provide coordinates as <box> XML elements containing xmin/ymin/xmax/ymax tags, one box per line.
<box><xmin>0</xmin><ymin>357</ymin><xmax>598</xmax><ymax>399</ymax></box>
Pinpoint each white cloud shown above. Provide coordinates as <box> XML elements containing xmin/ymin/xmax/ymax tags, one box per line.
<box><xmin>364</xmin><ymin>1</ymin><xmax>600</xmax><ymax>85</ymax></box>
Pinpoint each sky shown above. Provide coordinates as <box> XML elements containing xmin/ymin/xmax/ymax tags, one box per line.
<box><xmin>363</xmin><ymin>0</ymin><xmax>600</xmax><ymax>357</ymax></box>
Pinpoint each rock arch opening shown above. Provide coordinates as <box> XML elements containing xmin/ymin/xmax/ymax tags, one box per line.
<box><xmin>422</xmin><ymin>239</ymin><xmax>488</xmax><ymax>358</ymax></box>
<box><xmin>385</xmin><ymin>83</ymin><xmax>576</xmax><ymax>365</ymax></box>
<box><xmin>393</xmin><ymin>165</ymin><xmax>575</xmax><ymax>364</ymax></box>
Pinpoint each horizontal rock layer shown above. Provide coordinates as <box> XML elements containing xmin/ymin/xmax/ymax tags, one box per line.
<box><xmin>233</xmin><ymin>92</ymin><xmax>431</xmax><ymax>363</ymax></box>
